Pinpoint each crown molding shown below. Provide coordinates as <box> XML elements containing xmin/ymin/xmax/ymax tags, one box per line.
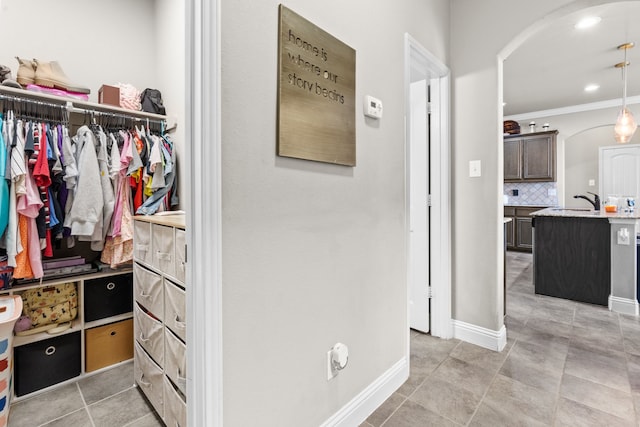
<box><xmin>505</xmin><ymin>95</ymin><xmax>640</xmax><ymax>121</ymax></box>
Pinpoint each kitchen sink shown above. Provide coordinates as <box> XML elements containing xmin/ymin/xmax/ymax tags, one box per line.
<box><xmin>551</xmin><ymin>208</ymin><xmax>593</xmax><ymax>211</ymax></box>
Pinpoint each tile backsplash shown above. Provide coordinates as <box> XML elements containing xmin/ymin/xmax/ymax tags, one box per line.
<box><xmin>504</xmin><ymin>182</ymin><xmax>558</xmax><ymax>206</ymax></box>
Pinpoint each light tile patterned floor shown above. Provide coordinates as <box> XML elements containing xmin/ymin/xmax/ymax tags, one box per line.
<box><xmin>7</xmin><ymin>361</ymin><xmax>160</xmax><ymax>427</ymax></box>
<box><xmin>9</xmin><ymin>251</ymin><xmax>640</xmax><ymax>426</ymax></box>
<box><xmin>363</xmin><ymin>251</ymin><xmax>640</xmax><ymax>427</ymax></box>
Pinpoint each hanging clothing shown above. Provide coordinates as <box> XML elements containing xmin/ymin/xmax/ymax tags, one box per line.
<box><xmin>5</xmin><ymin>179</ymin><xmax>18</xmax><ymax>267</ymax></box>
<box><xmin>32</xmin><ymin>124</ymin><xmax>51</xmax><ymax>188</ymax></box>
<box><xmin>17</xmin><ymin>168</ymin><xmax>44</xmax><ymax>218</ymax></box>
<box><xmin>108</xmin><ymin>133</ymin><xmax>120</xmax><ymax>180</ymax></box>
<box><xmin>89</xmin><ymin>130</ymin><xmax>115</xmax><ymax>251</ymax></box>
<box><xmin>3</xmin><ymin>114</ymin><xmax>11</xmax><ymax>192</ymax></box>
<box><xmin>1</xmin><ymin>98</ymin><xmax>172</xmax><ymax>278</ymax></box>
<box><xmin>149</xmin><ymin>135</ymin><xmax>165</xmax><ymax>191</ymax></box>
<box><xmin>101</xmin><ymin>181</ymin><xmax>133</xmax><ymax>268</ymax></box>
<box><xmin>136</xmin><ymin>138</ymin><xmax>177</xmax><ymax>215</ymax></box>
<box><xmin>12</xmin><ymin>215</ymin><xmax>32</xmax><ymax>279</ymax></box>
<box><xmin>0</xmin><ymin>115</ymin><xmax>9</xmax><ymax>237</ymax></box>
<box><xmin>11</xmin><ymin>120</ymin><xmax>26</xmax><ymax>196</ymax></box>
<box><xmin>111</xmin><ymin>131</ymin><xmax>133</xmax><ymax>238</ymax></box>
<box><xmin>65</xmin><ymin>126</ymin><xmax>104</xmax><ymax>240</ymax></box>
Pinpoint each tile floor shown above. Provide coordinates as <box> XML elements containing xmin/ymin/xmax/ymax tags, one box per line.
<box><xmin>362</xmin><ymin>251</ymin><xmax>640</xmax><ymax>427</ymax></box>
<box><xmin>8</xmin><ymin>251</ymin><xmax>640</xmax><ymax>426</ymax></box>
<box><xmin>7</xmin><ymin>361</ymin><xmax>161</xmax><ymax>427</ymax></box>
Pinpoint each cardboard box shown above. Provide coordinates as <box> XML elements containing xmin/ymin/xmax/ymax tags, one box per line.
<box><xmin>98</xmin><ymin>84</ymin><xmax>120</xmax><ymax>107</ymax></box>
<box><xmin>85</xmin><ymin>319</ymin><xmax>133</xmax><ymax>372</ymax></box>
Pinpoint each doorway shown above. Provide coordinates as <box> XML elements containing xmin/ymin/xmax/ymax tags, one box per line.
<box><xmin>408</xmin><ymin>78</ymin><xmax>430</xmax><ymax>333</ymax></box>
<box><xmin>404</xmin><ymin>34</ymin><xmax>452</xmax><ymax>339</ymax></box>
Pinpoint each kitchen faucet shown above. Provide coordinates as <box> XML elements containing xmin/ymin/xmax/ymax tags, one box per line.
<box><xmin>573</xmin><ymin>192</ymin><xmax>600</xmax><ymax>211</ymax></box>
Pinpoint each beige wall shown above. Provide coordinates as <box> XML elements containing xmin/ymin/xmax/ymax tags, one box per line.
<box><xmin>220</xmin><ymin>1</ymin><xmax>448</xmax><ymax>425</ymax></box>
<box><xmin>448</xmin><ymin>0</ymin><xmax>629</xmax><ymax>331</ymax></box>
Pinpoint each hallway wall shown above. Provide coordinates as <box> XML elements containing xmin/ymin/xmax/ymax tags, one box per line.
<box><xmin>220</xmin><ymin>1</ymin><xmax>448</xmax><ymax>425</ymax></box>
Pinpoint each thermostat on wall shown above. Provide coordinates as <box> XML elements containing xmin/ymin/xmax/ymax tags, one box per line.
<box><xmin>364</xmin><ymin>95</ymin><xmax>383</xmax><ymax>119</ymax></box>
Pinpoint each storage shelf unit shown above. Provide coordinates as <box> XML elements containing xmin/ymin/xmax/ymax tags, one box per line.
<box><xmin>0</xmin><ymin>83</ymin><xmax>170</xmax><ymax>400</ymax></box>
<box><xmin>0</xmin><ymin>85</ymin><xmax>167</xmax><ymax>126</ymax></box>
<box><xmin>1</xmin><ymin>268</ymin><xmax>134</xmax><ymax>399</ymax></box>
<box><xmin>133</xmin><ymin>214</ymin><xmax>186</xmax><ymax>427</ymax></box>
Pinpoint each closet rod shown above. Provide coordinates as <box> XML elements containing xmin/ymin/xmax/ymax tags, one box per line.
<box><xmin>0</xmin><ymin>92</ymin><xmax>69</xmax><ymax>111</ymax></box>
<box><xmin>68</xmin><ymin>107</ymin><xmax>166</xmax><ymax>127</ymax></box>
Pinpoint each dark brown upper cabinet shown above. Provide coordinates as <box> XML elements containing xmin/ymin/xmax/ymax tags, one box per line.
<box><xmin>504</xmin><ymin>130</ymin><xmax>557</xmax><ymax>182</ymax></box>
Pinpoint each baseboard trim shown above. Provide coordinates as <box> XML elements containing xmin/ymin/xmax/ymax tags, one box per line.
<box><xmin>319</xmin><ymin>357</ymin><xmax>408</xmax><ymax>427</ymax></box>
<box><xmin>609</xmin><ymin>295</ymin><xmax>640</xmax><ymax>316</ymax></box>
<box><xmin>452</xmin><ymin>319</ymin><xmax>507</xmax><ymax>352</ymax></box>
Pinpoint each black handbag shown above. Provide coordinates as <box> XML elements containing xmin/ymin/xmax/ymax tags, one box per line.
<box><xmin>140</xmin><ymin>88</ymin><xmax>166</xmax><ymax>115</ymax></box>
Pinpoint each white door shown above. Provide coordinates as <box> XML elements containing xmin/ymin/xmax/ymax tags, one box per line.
<box><xmin>409</xmin><ymin>79</ymin><xmax>430</xmax><ymax>333</ymax></box>
<box><xmin>405</xmin><ymin>33</ymin><xmax>451</xmax><ymax>339</ymax></box>
<box><xmin>600</xmin><ymin>144</ymin><xmax>640</xmax><ymax>204</ymax></box>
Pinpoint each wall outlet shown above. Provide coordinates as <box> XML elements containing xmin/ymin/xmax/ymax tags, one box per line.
<box><xmin>588</xmin><ymin>179</ymin><xmax>596</xmax><ymax>187</ymax></box>
<box><xmin>548</xmin><ymin>188</ymin><xmax>557</xmax><ymax>196</ymax></box>
<box><xmin>512</xmin><ymin>189</ymin><xmax>519</xmax><ymax>196</ymax></box>
<box><xmin>618</xmin><ymin>228</ymin><xmax>630</xmax><ymax>245</ymax></box>
<box><xmin>327</xmin><ymin>343</ymin><xmax>349</xmax><ymax>380</ymax></box>
<box><xmin>327</xmin><ymin>350</ymin><xmax>337</xmax><ymax>380</ymax></box>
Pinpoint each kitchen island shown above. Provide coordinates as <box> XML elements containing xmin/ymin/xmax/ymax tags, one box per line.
<box><xmin>531</xmin><ymin>207</ymin><xmax>640</xmax><ymax>314</ymax></box>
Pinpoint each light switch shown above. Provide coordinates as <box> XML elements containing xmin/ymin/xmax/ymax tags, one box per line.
<box><xmin>469</xmin><ymin>160</ymin><xmax>481</xmax><ymax>178</ymax></box>
<box><xmin>588</xmin><ymin>179</ymin><xmax>596</xmax><ymax>187</ymax></box>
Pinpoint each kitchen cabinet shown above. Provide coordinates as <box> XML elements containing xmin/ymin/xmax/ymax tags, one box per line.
<box><xmin>532</xmin><ymin>214</ymin><xmax>610</xmax><ymax>305</ymax></box>
<box><xmin>504</xmin><ymin>130</ymin><xmax>557</xmax><ymax>182</ymax></box>
<box><xmin>504</xmin><ymin>207</ymin><xmax>516</xmax><ymax>248</ymax></box>
<box><xmin>504</xmin><ymin>206</ymin><xmax>545</xmax><ymax>252</ymax></box>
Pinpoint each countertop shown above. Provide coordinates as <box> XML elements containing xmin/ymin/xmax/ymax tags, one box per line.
<box><xmin>134</xmin><ymin>212</ymin><xmax>186</xmax><ymax>228</ymax></box>
<box><xmin>530</xmin><ymin>207</ymin><xmax>640</xmax><ymax>219</ymax></box>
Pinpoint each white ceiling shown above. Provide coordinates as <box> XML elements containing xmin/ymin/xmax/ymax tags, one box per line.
<box><xmin>504</xmin><ymin>2</ymin><xmax>640</xmax><ymax>117</ymax></box>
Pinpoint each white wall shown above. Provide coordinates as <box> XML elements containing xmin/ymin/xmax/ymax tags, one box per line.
<box><xmin>220</xmin><ymin>0</ymin><xmax>448</xmax><ymax>425</ymax></box>
<box><xmin>154</xmin><ymin>0</ymin><xmax>186</xmax><ymax>209</ymax></box>
<box><xmin>0</xmin><ymin>0</ymin><xmax>157</xmax><ymax>103</ymax></box>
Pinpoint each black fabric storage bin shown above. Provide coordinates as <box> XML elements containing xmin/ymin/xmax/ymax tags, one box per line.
<box><xmin>84</xmin><ymin>274</ymin><xmax>133</xmax><ymax>322</ymax></box>
<box><xmin>14</xmin><ymin>331</ymin><xmax>81</xmax><ymax>396</ymax></box>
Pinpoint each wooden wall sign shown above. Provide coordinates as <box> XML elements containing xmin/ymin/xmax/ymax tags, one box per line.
<box><xmin>277</xmin><ymin>5</ymin><xmax>356</xmax><ymax>166</ymax></box>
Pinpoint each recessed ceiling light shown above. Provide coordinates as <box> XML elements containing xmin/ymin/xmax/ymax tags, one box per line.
<box><xmin>575</xmin><ymin>16</ymin><xmax>601</xmax><ymax>29</ymax></box>
<box><xmin>584</xmin><ymin>84</ymin><xmax>600</xmax><ymax>92</ymax></box>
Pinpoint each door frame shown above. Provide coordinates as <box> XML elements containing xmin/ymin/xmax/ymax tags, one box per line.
<box><xmin>186</xmin><ymin>0</ymin><xmax>223</xmax><ymax>426</ymax></box>
<box><xmin>404</xmin><ymin>34</ymin><xmax>452</xmax><ymax>339</ymax></box>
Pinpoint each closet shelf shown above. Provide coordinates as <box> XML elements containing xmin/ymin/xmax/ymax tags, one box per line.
<box><xmin>0</xmin><ymin>85</ymin><xmax>166</xmax><ymax>122</ymax></box>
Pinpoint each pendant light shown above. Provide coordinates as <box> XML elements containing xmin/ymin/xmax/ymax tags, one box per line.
<box><xmin>614</xmin><ymin>42</ymin><xmax>637</xmax><ymax>143</ymax></box>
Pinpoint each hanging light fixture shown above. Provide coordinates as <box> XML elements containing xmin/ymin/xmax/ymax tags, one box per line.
<box><xmin>614</xmin><ymin>42</ymin><xmax>637</xmax><ymax>143</ymax></box>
